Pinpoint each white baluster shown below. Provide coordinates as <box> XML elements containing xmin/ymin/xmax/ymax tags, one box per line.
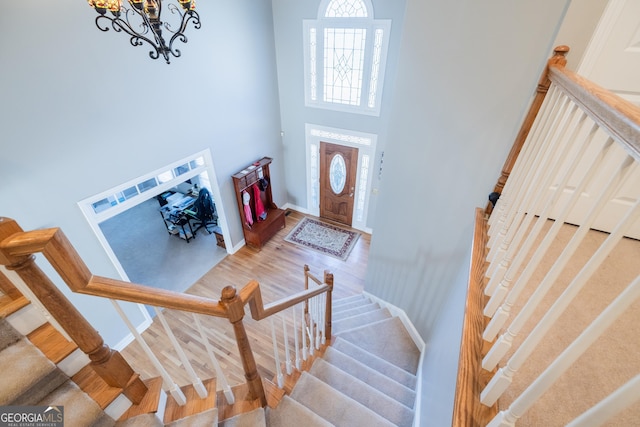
<box><xmin>155</xmin><ymin>308</ymin><xmax>207</xmax><ymax>399</ymax></box>
<box><xmin>482</xmin><ymin>195</ymin><xmax>640</xmax><ymax>405</ymax></box>
<box><xmin>270</xmin><ymin>317</ymin><xmax>283</xmax><ymax>388</ymax></box>
<box><xmin>488</xmin><ymin>86</ymin><xmax>562</xmax><ymax>239</ymax></box>
<box><xmin>282</xmin><ymin>312</ymin><xmax>292</xmax><ymax>375</ymax></box>
<box><xmin>293</xmin><ymin>303</ymin><xmax>301</xmax><ymax>370</ymax></box>
<box><xmin>484</xmin><ymin>132</ymin><xmax>612</xmax><ymax>329</ymax></box>
<box><xmin>487</xmin><ymin>93</ymin><xmax>570</xmax><ymax>280</ymax></box>
<box><xmin>111</xmin><ymin>301</ymin><xmax>186</xmax><ymax>405</ymax></box>
<box><xmin>483</xmin><ymin>157</ymin><xmax>637</xmax><ymax>370</ymax></box>
<box><xmin>486</xmin><ymin>275</ymin><xmax>640</xmax><ymax>427</ymax></box>
<box><xmin>315</xmin><ymin>296</ymin><xmax>321</xmax><ymax>350</ymax></box>
<box><xmin>301</xmin><ymin>304</ymin><xmax>308</xmax><ymax>361</ymax></box>
<box><xmin>192</xmin><ymin>314</ymin><xmax>234</xmax><ymax>404</ymax></box>
<box><xmin>487</xmin><ymin>88</ymin><xmax>564</xmax><ymax>257</ymax></box>
<box><xmin>320</xmin><ymin>293</ymin><xmax>327</xmax><ymax>345</ymax></box>
<box><xmin>485</xmin><ymin>103</ymin><xmax>582</xmax><ymax>297</ymax></box>
<box><xmin>566</xmin><ymin>375</ymin><xmax>640</xmax><ymax>427</ymax></box>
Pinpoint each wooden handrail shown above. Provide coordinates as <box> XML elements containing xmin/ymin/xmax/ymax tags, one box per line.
<box><xmin>487</xmin><ymin>45</ymin><xmax>569</xmax><ymax>215</ymax></box>
<box><xmin>548</xmin><ymin>65</ymin><xmax>640</xmax><ymax>161</ymax></box>
<box><xmin>243</xmin><ymin>279</ymin><xmax>331</xmax><ymax>320</ymax></box>
<box><xmin>0</xmin><ymin>224</ymin><xmax>227</xmax><ymax>317</ymax></box>
<box><xmin>0</xmin><ymin>218</ymin><xmax>148</xmax><ymax>404</ymax></box>
<box><xmin>452</xmin><ymin>209</ymin><xmax>497</xmax><ymax>426</ymax></box>
<box><xmin>0</xmin><ymin>216</ymin><xmax>335</xmax><ymax>409</ymax></box>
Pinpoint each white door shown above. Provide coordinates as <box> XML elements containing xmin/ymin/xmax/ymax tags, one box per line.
<box><xmin>556</xmin><ymin>0</ymin><xmax>640</xmax><ymax>239</ymax></box>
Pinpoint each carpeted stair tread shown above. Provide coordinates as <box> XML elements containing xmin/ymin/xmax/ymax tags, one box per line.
<box><xmin>266</xmin><ymin>395</ymin><xmax>333</xmax><ymax>427</ymax></box>
<box><xmin>323</xmin><ymin>346</ymin><xmax>416</xmax><ymax>408</ymax></box>
<box><xmin>333</xmin><ymin>302</ymin><xmax>380</xmax><ymax>321</ymax></box>
<box><xmin>0</xmin><ymin>317</ymin><xmax>21</xmax><ymax>350</ymax></box>
<box><xmin>218</xmin><ymin>407</ymin><xmax>265</xmax><ymax>427</ymax></box>
<box><xmin>334</xmin><ymin>294</ymin><xmax>366</xmax><ymax>306</ymax></box>
<box><xmin>337</xmin><ymin>317</ymin><xmax>421</xmax><ymax>374</ymax></box>
<box><xmin>39</xmin><ymin>381</ymin><xmax>113</xmax><ymax>427</ymax></box>
<box><xmin>291</xmin><ymin>372</ymin><xmax>395</xmax><ymax>427</ymax></box>
<box><xmin>0</xmin><ymin>338</ymin><xmax>68</xmax><ymax>405</ymax></box>
<box><xmin>165</xmin><ymin>408</ymin><xmax>218</xmax><ymax>427</ymax></box>
<box><xmin>332</xmin><ymin>338</ymin><xmax>417</xmax><ymax>389</ymax></box>
<box><xmin>309</xmin><ymin>359</ymin><xmax>414</xmax><ymax>426</ymax></box>
<box><xmin>115</xmin><ymin>414</ymin><xmax>163</xmax><ymax>427</ymax></box>
<box><xmin>333</xmin><ymin>296</ymin><xmax>372</xmax><ymax>313</ymax></box>
<box><xmin>332</xmin><ymin>308</ymin><xmax>391</xmax><ymax>335</ymax></box>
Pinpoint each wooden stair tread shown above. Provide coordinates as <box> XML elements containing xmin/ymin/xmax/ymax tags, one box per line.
<box><xmin>263</xmin><ymin>378</ymin><xmax>285</xmax><ymax>409</ymax></box>
<box><xmin>0</xmin><ymin>271</ymin><xmax>22</xmax><ymax>300</ymax></box>
<box><xmin>216</xmin><ymin>383</ymin><xmax>263</xmax><ymax>423</ymax></box>
<box><xmin>0</xmin><ymin>295</ymin><xmax>30</xmax><ymax>318</ymax></box>
<box><xmin>163</xmin><ymin>378</ymin><xmax>217</xmax><ymax>424</ymax></box>
<box><xmin>72</xmin><ymin>364</ymin><xmax>123</xmax><ymax>409</ymax></box>
<box><xmin>27</xmin><ymin>323</ymin><xmax>77</xmax><ymax>363</ymax></box>
<box><xmin>119</xmin><ymin>377</ymin><xmax>163</xmax><ymax>421</ymax></box>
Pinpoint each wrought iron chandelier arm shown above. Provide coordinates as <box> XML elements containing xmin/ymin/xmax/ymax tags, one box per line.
<box><xmin>89</xmin><ymin>0</ymin><xmax>201</xmax><ymax>64</ymax></box>
<box><xmin>166</xmin><ymin>9</ymin><xmax>201</xmax><ymax>59</ymax></box>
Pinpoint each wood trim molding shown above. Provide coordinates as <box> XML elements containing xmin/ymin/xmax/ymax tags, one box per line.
<box><xmin>451</xmin><ymin>208</ymin><xmax>497</xmax><ymax>427</ymax></box>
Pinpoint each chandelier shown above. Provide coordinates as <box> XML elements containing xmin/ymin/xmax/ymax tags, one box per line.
<box><xmin>87</xmin><ymin>0</ymin><xmax>201</xmax><ymax>64</ymax></box>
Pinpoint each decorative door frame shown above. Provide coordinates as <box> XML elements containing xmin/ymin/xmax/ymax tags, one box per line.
<box><xmin>305</xmin><ymin>123</ymin><xmax>377</xmax><ymax>232</ymax></box>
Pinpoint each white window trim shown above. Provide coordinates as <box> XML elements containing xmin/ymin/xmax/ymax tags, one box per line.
<box><xmin>303</xmin><ymin>15</ymin><xmax>391</xmax><ymax>116</ymax></box>
<box><xmin>77</xmin><ymin>149</ymin><xmax>231</xmax><ymax>282</ymax></box>
<box><xmin>305</xmin><ymin>123</ymin><xmax>376</xmax><ymax>232</ymax></box>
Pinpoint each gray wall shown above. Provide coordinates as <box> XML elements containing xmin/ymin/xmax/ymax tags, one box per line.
<box><xmin>0</xmin><ymin>0</ymin><xmax>283</xmax><ymax>345</ymax></box>
<box><xmin>366</xmin><ymin>0</ymin><xmax>570</xmax><ymax>424</ymax></box>
<box><xmin>271</xmin><ymin>0</ymin><xmax>408</xmax><ymax>228</ymax></box>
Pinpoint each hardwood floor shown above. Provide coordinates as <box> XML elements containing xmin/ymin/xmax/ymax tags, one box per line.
<box><xmin>120</xmin><ymin>210</ymin><xmax>370</xmax><ymax>393</ymax></box>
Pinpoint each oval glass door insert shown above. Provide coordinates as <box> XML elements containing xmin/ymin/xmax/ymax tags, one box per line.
<box><xmin>330</xmin><ymin>154</ymin><xmax>347</xmax><ymax>194</ymax></box>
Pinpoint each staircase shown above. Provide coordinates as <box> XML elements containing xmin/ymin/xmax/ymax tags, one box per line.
<box><xmin>1</xmin><ymin>293</ymin><xmax>420</xmax><ymax>426</ymax></box>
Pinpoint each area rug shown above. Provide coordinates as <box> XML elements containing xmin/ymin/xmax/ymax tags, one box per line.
<box><xmin>284</xmin><ymin>217</ymin><xmax>360</xmax><ymax>261</ymax></box>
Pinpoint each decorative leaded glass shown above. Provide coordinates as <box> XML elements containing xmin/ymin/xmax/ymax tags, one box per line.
<box><xmin>325</xmin><ymin>0</ymin><xmax>368</xmax><ymax>17</ymax></box>
<box><xmin>324</xmin><ymin>28</ymin><xmax>366</xmax><ymax>105</ymax></box>
<box><xmin>330</xmin><ymin>154</ymin><xmax>347</xmax><ymax>194</ymax></box>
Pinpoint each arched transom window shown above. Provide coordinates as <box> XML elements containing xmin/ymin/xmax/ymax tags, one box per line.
<box><xmin>304</xmin><ymin>0</ymin><xmax>391</xmax><ymax>116</ymax></box>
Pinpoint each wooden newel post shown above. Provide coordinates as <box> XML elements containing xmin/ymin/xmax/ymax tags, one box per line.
<box><xmin>487</xmin><ymin>45</ymin><xmax>570</xmax><ymax>215</ymax></box>
<box><xmin>220</xmin><ymin>285</ymin><xmax>267</xmax><ymax>406</ymax></box>
<box><xmin>323</xmin><ymin>271</ymin><xmax>333</xmax><ymax>340</ymax></box>
<box><xmin>0</xmin><ymin>218</ymin><xmax>147</xmax><ymax>404</ymax></box>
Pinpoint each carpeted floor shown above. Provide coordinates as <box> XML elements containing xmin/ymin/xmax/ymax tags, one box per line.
<box><xmin>99</xmin><ymin>198</ymin><xmax>227</xmax><ymax>297</ymax></box>
<box><xmin>500</xmin><ymin>220</ymin><xmax>640</xmax><ymax>426</ymax></box>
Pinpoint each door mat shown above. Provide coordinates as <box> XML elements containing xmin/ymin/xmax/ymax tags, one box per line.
<box><xmin>284</xmin><ymin>217</ymin><xmax>360</xmax><ymax>261</ymax></box>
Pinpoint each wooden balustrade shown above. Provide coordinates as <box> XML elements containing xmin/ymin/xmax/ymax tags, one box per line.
<box><xmin>486</xmin><ymin>45</ymin><xmax>569</xmax><ymax>215</ymax></box>
<box><xmin>0</xmin><ymin>216</ymin><xmax>334</xmax><ymax>410</ymax></box>
<box><xmin>460</xmin><ymin>44</ymin><xmax>640</xmax><ymax>426</ymax></box>
<box><xmin>0</xmin><ymin>218</ymin><xmax>147</xmax><ymax>404</ymax></box>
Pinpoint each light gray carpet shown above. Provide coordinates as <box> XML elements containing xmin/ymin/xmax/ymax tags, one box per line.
<box><xmin>99</xmin><ymin>198</ymin><xmax>227</xmax><ymax>299</ymax></box>
<box><xmin>265</xmin><ymin>295</ymin><xmax>419</xmax><ymax>427</ymax></box>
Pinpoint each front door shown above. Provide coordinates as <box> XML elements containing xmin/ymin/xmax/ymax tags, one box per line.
<box><xmin>320</xmin><ymin>142</ymin><xmax>358</xmax><ymax>226</ymax></box>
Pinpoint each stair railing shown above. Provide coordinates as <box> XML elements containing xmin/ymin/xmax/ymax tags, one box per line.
<box><xmin>454</xmin><ymin>45</ymin><xmax>640</xmax><ymax>426</ymax></box>
<box><xmin>0</xmin><ymin>217</ymin><xmax>334</xmax><ymax>411</ymax></box>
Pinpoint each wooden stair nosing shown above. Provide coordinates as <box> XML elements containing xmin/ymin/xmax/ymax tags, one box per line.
<box><xmin>215</xmin><ymin>382</ymin><xmax>263</xmax><ymax>423</ymax></box>
<box><xmin>0</xmin><ymin>295</ymin><xmax>30</xmax><ymax>318</ymax></box>
<box><xmin>119</xmin><ymin>377</ymin><xmax>164</xmax><ymax>421</ymax></box>
<box><xmin>27</xmin><ymin>323</ymin><xmax>77</xmax><ymax>364</ymax></box>
<box><xmin>72</xmin><ymin>364</ymin><xmax>123</xmax><ymax>410</ymax></box>
<box><xmin>163</xmin><ymin>377</ymin><xmax>217</xmax><ymax>424</ymax></box>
